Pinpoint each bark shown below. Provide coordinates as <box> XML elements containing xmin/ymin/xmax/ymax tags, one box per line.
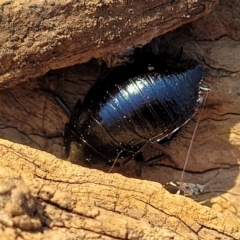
<box><xmin>1</xmin><ymin>0</ymin><xmax>240</xmax><ymax>239</ymax></box>
<box><xmin>0</xmin><ymin>139</ymin><xmax>240</xmax><ymax>239</ymax></box>
<box><xmin>0</xmin><ymin>0</ymin><xmax>218</xmax><ymax>89</ymax></box>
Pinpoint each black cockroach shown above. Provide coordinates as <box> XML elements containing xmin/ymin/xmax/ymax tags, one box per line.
<box><xmin>64</xmin><ymin>54</ymin><xmax>207</xmax><ymax>170</ymax></box>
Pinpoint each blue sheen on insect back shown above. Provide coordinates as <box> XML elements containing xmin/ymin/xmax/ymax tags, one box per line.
<box><xmin>64</xmin><ymin>56</ymin><xmax>205</xmax><ymax>169</ymax></box>
<box><xmin>98</xmin><ymin>64</ymin><xmax>203</xmax><ymax>140</ymax></box>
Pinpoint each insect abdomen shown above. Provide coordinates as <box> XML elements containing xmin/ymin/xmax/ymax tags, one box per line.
<box><xmin>65</xmin><ymin>58</ymin><xmax>204</xmax><ymax>168</ymax></box>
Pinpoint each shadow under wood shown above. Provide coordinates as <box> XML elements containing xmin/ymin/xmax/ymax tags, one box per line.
<box><xmin>0</xmin><ymin>50</ymin><xmax>240</xmax><ymax>218</ymax></box>
<box><xmin>0</xmin><ymin>59</ymin><xmax>104</xmax><ymax>159</ymax></box>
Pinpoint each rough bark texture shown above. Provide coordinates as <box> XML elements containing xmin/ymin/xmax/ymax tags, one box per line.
<box><xmin>0</xmin><ymin>0</ymin><xmax>218</xmax><ymax>89</ymax></box>
<box><xmin>0</xmin><ymin>139</ymin><xmax>240</xmax><ymax>239</ymax></box>
<box><xmin>1</xmin><ymin>0</ymin><xmax>240</xmax><ymax>239</ymax></box>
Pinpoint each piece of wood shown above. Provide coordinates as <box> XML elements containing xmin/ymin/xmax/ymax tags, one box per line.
<box><xmin>0</xmin><ymin>139</ymin><xmax>239</xmax><ymax>239</ymax></box>
<box><xmin>0</xmin><ymin>0</ymin><xmax>218</xmax><ymax>89</ymax></box>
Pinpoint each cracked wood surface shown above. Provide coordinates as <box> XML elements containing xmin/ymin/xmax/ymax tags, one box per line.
<box><xmin>0</xmin><ymin>0</ymin><xmax>218</xmax><ymax>89</ymax></box>
<box><xmin>1</xmin><ymin>0</ymin><xmax>240</xmax><ymax>239</ymax></box>
<box><xmin>0</xmin><ymin>139</ymin><xmax>240</xmax><ymax>239</ymax></box>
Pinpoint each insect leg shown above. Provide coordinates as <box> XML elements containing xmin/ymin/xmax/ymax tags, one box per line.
<box><xmin>156</xmin><ymin>127</ymin><xmax>182</xmax><ymax>145</ymax></box>
<box><xmin>55</xmin><ymin>96</ymin><xmax>72</xmax><ymax>117</ymax></box>
<box><xmin>137</xmin><ymin>154</ymin><xmax>168</xmax><ymax>166</ymax></box>
<box><xmin>108</xmin><ymin>150</ymin><xmax>123</xmax><ymax>173</ymax></box>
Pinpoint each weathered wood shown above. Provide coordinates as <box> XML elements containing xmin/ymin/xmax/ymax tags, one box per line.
<box><xmin>0</xmin><ymin>0</ymin><xmax>218</xmax><ymax>89</ymax></box>
<box><xmin>0</xmin><ymin>139</ymin><xmax>240</xmax><ymax>239</ymax></box>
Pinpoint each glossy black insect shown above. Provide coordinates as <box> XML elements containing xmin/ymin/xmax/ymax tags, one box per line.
<box><xmin>64</xmin><ymin>54</ymin><xmax>205</xmax><ymax>170</ymax></box>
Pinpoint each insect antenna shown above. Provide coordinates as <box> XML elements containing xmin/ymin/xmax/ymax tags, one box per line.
<box><xmin>108</xmin><ymin>150</ymin><xmax>123</xmax><ymax>173</ymax></box>
<box><xmin>180</xmin><ymin>89</ymin><xmax>210</xmax><ymax>182</ymax></box>
<box><xmin>39</xmin><ymin>76</ymin><xmax>70</xmax><ymax>139</ymax></box>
